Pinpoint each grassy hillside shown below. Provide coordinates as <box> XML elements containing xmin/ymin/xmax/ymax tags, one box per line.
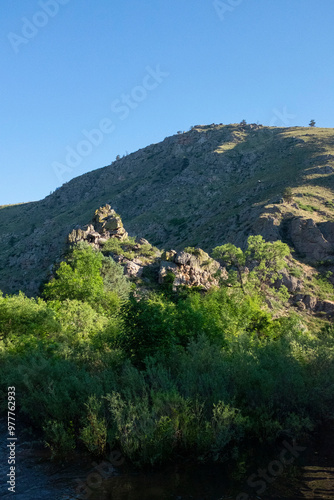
<box><xmin>1</xmin><ymin>123</ymin><xmax>334</xmax><ymax>295</ymax></box>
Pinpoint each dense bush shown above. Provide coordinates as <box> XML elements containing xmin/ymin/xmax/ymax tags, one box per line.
<box><xmin>1</xmin><ymin>239</ymin><xmax>334</xmax><ymax>466</ymax></box>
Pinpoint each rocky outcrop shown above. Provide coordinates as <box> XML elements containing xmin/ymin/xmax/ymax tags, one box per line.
<box><xmin>293</xmin><ymin>294</ymin><xmax>334</xmax><ymax>317</ymax></box>
<box><xmin>158</xmin><ymin>249</ymin><xmax>227</xmax><ymax>290</ymax></box>
<box><xmin>288</xmin><ymin>217</ymin><xmax>332</xmax><ymax>261</ymax></box>
<box><xmin>68</xmin><ymin>205</ymin><xmax>128</xmax><ymax>246</ymax></box>
<box><xmin>67</xmin><ymin>206</ymin><xmax>226</xmax><ymax>291</ymax></box>
<box><xmin>123</xmin><ymin>261</ymin><xmax>144</xmax><ymax>278</ymax></box>
<box><xmin>252</xmin><ymin>214</ymin><xmax>281</xmax><ymax>242</ymax></box>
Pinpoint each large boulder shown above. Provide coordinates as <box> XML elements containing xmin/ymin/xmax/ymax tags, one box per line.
<box><xmin>124</xmin><ymin>261</ymin><xmax>143</xmax><ymax>278</ymax></box>
<box><xmin>316</xmin><ymin>299</ymin><xmax>334</xmax><ymax>316</ymax></box>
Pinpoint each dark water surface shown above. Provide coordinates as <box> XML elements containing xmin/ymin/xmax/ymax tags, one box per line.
<box><xmin>87</xmin><ymin>462</ymin><xmax>234</xmax><ymax>500</ymax></box>
<box><xmin>2</xmin><ymin>418</ymin><xmax>334</xmax><ymax>500</ymax></box>
<box><xmin>0</xmin><ymin>419</ymin><xmax>237</xmax><ymax>500</ymax></box>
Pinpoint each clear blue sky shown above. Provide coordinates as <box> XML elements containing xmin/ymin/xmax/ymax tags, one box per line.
<box><xmin>1</xmin><ymin>0</ymin><xmax>333</xmax><ymax>205</ymax></box>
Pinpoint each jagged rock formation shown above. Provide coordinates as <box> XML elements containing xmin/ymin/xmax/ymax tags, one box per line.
<box><xmin>68</xmin><ymin>205</ymin><xmax>128</xmax><ymax>246</ymax></box>
<box><xmin>158</xmin><ymin>248</ymin><xmax>227</xmax><ymax>290</ymax></box>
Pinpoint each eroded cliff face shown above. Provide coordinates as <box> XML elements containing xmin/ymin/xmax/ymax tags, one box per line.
<box><xmin>1</xmin><ymin>124</ymin><xmax>334</xmax><ymax>295</ymax></box>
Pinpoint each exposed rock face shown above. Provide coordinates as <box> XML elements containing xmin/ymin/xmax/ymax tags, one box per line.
<box><xmin>252</xmin><ymin>213</ymin><xmax>282</xmax><ymax>242</ymax></box>
<box><xmin>68</xmin><ymin>205</ymin><xmax>128</xmax><ymax>246</ymax></box>
<box><xmin>158</xmin><ymin>248</ymin><xmax>227</xmax><ymax>290</ymax></box>
<box><xmin>292</xmin><ymin>294</ymin><xmax>334</xmax><ymax>317</ymax></box>
<box><xmin>317</xmin><ymin>300</ymin><xmax>334</xmax><ymax>316</ymax></box>
<box><xmin>124</xmin><ymin>261</ymin><xmax>143</xmax><ymax>278</ymax></box>
<box><xmin>288</xmin><ymin>217</ymin><xmax>332</xmax><ymax>261</ymax></box>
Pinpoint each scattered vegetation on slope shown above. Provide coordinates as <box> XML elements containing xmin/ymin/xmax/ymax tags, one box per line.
<box><xmin>1</xmin><ymin>124</ymin><xmax>334</xmax><ymax>295</ymax></box>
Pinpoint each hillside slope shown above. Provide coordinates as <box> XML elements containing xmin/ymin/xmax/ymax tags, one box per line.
<box><xmin>1</xmin><ymin>123</ymin><xmax>334</xmax><ymax>295</ymax></box>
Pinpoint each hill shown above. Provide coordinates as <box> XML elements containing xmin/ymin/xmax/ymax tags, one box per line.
<box><xmin>1</xmin><ymin>123</ymin><xmax>334</xmax><ymax>295</ymax></box>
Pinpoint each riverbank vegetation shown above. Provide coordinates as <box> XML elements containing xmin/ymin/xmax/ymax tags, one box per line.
<box><xmin>0</xmin><ymin>242</ymin><xmax>334</xmax><ymax>467</ymax></box>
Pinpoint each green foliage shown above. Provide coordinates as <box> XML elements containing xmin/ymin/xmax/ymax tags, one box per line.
<box><xmin>212</xmin><ymin>243</ymin><xmax>245</xmax><ymax>267</ymax></box>
<box><xmin>290</xmin><ymin>266</ymin><xmax>303</xmax><ymax>278</ymax></box>
<box><xmin>213</xmin><ymin>236</ymin><xmax>290</xmax><ymax>299</ymax></box>
<box><xmin>101</xmin><ymin>256</ymin><xmax>131</xmax><ymax>302</ymax></box>
<box><xmin>1</xmin><ymin>232</ymin><xmax>334</xmax><ymax>467</ymax></box>
<box><xmin>184</xmin><ymin>246</ymin><xmax>201</xmax><ymax>255</ymax></box>
<box><xmin>44</xmin><ymin>420</ymin><xmax>76</xmax><ymax>459</ymax></box>
<box><xmin>102</xmin><ymin>237</ymin><xmax>136</xmax><ymax>260</ymax></box>
<box><xmin>80</xmin><ymin>396</ymin><xmax>107</xmax><ymax>456</ymax></box>
<box><xmin>283</xmin><ymin>187</ymin><xmax>293</xmax><ymax>202</ymax></box>
<box><xmin>120</xmin><ymin>294</ymin><xmax>178</xmax><ymax>362</ymax></box>
<box><xmin>313</xmin><ymin>271</ymin><xmax>334</xmax><ymax>300</ymax></box>
<box><xmin>246</xmin><ymin>235</ymin><xmax>290</xmax><ymax>287</ymax></box>
<box><xmin>296</xmin><ymin>202</ymin><xmax>317</xmax><ymax>212</ymax></box>
<box><xmin>43</xmin><ymin>244</ymin><xmax>121</xmax><ymax>315</ymax></box>
<box><xmin>43</xmin><ymin>244</ymin><xmax>103</xmax><ymax>303</ymax></box>
<box><xmin>48</xmin><ymin>299</ymin><xmax>108</xmax><ymax>345</ymax></box>
<box><xmin>139</xmin><ymin>243</ymin><xmax>159</xmax><ymax>258</ymax></box>
<box><xmin>212</xmin><ymin>243</ymin><xmax>246</xmax><ymax>291</ymax></box>
<box><xmin>0</xmin><ymin>292</ymin><xmax>59</xmax><ymax>342</ymax></box>
<box><xmin>106</xmin><ymin>391</ymin><xmax>177</xmax><ymax>465</ymax></box>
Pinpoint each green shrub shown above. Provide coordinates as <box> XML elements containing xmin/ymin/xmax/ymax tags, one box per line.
<box><xmin>44</xmin><ymin>420</ymin><xmax>76</xmax><ymax>459</ymax></box>
<box><xmin>313</xmin><ymin>272</ymin><xmax>334</xmax><ymax>300</ymax></box>
<box><xmin>43</xmin><ymin>244</ymin><xmax>121</xmax><ymax>315</ymax></box>
<box><xmin>80</xmin><ymin>396</ymin><xmax>107</xmax><ymax>456</ymax></box>
<box><xmin>102</xmin><ymin>237</ymin><xmax>136</xmax><ymax>260</ymax></box>
<box><xmin>289</xmin><ymin>266</ymin><xmax>303</xmax><ymax>278</ymax></box>
<box><xmin>296</xmin><ymin>202</ymin><xmax>317</xmax><ymax>212</ymax></box>
<box><xmin>0</xmin><ymin>292</ymin><xmax>59</xmax><ymax>341</ymax></box>
<box><xmin>101</xmin><ymin>256</ymin><xmax>131</xmax><ymax>302</ymax></box>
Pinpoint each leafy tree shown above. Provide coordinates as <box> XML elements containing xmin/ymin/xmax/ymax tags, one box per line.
<box><xmin>101</xmin><ymin>256</ymin><xmax>131</xmax><ymax>303</ymax></box>
<box><xmin>213</xmin><ymin>236</ymin><xmax>290</xmax><ymax>296</ymax></box>
<box><xmin>120</xmin><ymin>293</ymin><xmax>178</xmax><ymax>362</ymax></box>
<box><xmin>43</xmin><ymin>243</ymin><xmax>120</xmax><ymax>315</ymax></box>
<box><xmin>48</xmin><ymin>299</ymin><xmax>108</xmax><ymax>345</ymax></box>
<box><xmin>212</xmin><ymin>243</ymin><xmax>246</xmax><ymax>293</ymax></box>
<box><xmin>245</xmin><ymin>235</ymin><xmax>290</xmax><ymax>291</ymax></box>
<box><xmin>309</xmin><ymin>119</ymin><xmax>316</xmax><ymax>127</ymax></box>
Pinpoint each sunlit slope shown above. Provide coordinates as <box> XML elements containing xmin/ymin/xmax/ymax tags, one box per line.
<box><xmin>1</xmin><ymin>124</ymin><xmax>334</xmax><ymax>295</ymax></box>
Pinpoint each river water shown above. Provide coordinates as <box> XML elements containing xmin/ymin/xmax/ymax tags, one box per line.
<box><xmin>2</xmin><ymin>418</ymin><xmax>334</xmax><ymax>500</ymax></box>
<box><xmin>0</xmin><ymin>419</ymin><xmax>239</xmax><ymax>499</ymax></box>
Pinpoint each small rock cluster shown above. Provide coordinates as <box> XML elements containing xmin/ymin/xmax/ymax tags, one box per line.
<box><xmin>159</xmin><ymin>248</ymin><xmax>227</xmax><ymax>290</ymax></box>
<box><xmin>293</xmin><ymin>294</ymin><xmax>334</xmax><ymax>317</ymax></box>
